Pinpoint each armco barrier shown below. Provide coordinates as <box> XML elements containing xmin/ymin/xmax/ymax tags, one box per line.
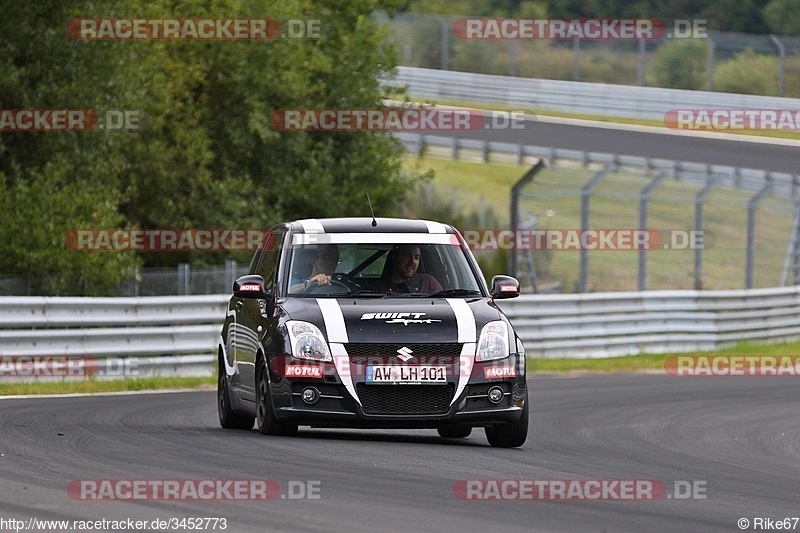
<box><xmin>390</xmin><ymin>66</ymin><xmax>800</xmax><ymax>120</ymax></box>
<box><xmin>1</xmin><ymin>287</ymin><xmax>799</xmax><ymax>382</ymax></box>
<box><xmin>0</xmin><ymin>295</ymin><xmax>229</xmax><ymax>381</ymax></box>
<box><xmin>496</xmin><ymin>285</ymin><xmax>800</xmax><ymax>357</ymax></box>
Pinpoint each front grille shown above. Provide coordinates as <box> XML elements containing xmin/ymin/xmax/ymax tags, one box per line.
<box><xmin>356</xmin><ymin>383</ymin><xmax>455</xmax><ymax>415</ymax></box>
<box><xmin>346</xmin><ymin>343</ymin><xmax>461</xmax><ymax>365</ymax></box>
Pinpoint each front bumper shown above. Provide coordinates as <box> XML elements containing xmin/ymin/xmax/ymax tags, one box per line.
<box><xmin>268</xmin><ymin>353</ymin><xmax>527</xmax><ymax>429</ymax></box>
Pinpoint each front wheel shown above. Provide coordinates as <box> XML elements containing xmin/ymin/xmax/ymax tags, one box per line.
<box><xmin>485</xmin><ymin>400</ymin><xmax>528</xmax><ymax>448</ymax></box>
<box><xmin>218</xmin><ymin>358</ymin><xmax>254</xmax><ymax>430</ymax></box>
<box><xmin>256</xmin><ymin>358</ymin><xmax>298</xmax><ymax>436</ymax></box>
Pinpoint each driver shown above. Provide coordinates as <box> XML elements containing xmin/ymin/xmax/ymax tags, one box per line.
<box><xmin>290</xmin><ymin>244</ymin><xmax>339</xmax><ymax>293</ymax></box>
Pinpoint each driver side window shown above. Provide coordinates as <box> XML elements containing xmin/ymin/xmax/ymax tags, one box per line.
<box><xmin>253</xmin><ymin>230</ymin><xmax>284</xmax><ymax>291</ymax></box>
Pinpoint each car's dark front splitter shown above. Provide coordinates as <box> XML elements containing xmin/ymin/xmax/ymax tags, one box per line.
<box><xmin>274</xmin><ymin>403</ymin><xmax>524</xmax><ymax>429</ymax></box>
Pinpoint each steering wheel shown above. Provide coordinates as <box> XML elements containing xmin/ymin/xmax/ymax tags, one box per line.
<box><xmin>302</xmin><ymin>274</ymin><xmax>359</xmax><ymax>294</ymax></box>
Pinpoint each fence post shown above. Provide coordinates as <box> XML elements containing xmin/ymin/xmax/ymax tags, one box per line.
<box><xmin>436</xmin><ymin>16</ymin><xmax>449</xmax><ymax>71</ymax></box>
<box><xmin>638</xmin><ymin>171</ymin><xmax>667</xmax><ymax>291</ymax></box>
<box><xmin>746</xmin><ymin>176</ymin><xmax>772</xmax><ymax>289</ymax></box>
<box><xmin>572</xmin><ymin>38</ymin><xmax>581</xmax><ymax>81</ymax></box>
<box><xmin>695</xmin><ymin>176</ymin><xmax>718</xmax><ymax>290</ymax></box>
<box><xmin>509</xmin><ymin>39</ymin><xmax>516</xmax><ymax>77</ymax></box>
<box><xmin>178</xmin><ymin>263</ymin><xmax>190</xmax><ymax>295</ymax></box>
<box><xmin>580</xmin><ymin>165</ymin><xmax>615</xmax><ymax>293</ymax></box>
<box><xmin>509</xmin><ymin>161</ymin><xmax>546</xmax><ymax>286</ymax></box>
<box><xmin>225</xmin><ymin>259</ymin><xmax>237</xmax><ymax>293</ymax></box>
<box><xmin>637</xmin><ymin>38</ymin><xmax>646</xmax><ymax>86</ymax></box>
<box><xmin>706</xmin><ymin>36</ymin><xmax>715</xmax><ymax>91</ymax></box>
<box><xmin>770</xmin><ymin>35</ymin><xmax>785</xmax><ymax>97</ymax></box>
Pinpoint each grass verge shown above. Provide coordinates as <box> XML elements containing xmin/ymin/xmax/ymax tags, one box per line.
<box><xmin>528</xmin><ymin>339</ymin><xmax>800</xmax><ymax>374</ymax></box>
<box><xmin>0</xmin><ymin>376</ymin><xmax>215</xmax><ymax>397</ymax></box>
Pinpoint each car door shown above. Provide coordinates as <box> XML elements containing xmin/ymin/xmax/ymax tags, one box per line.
<box><xmin>235</xmin><ymin>229</ymin><xmax>284</xmax><ymax>401</ymax></box>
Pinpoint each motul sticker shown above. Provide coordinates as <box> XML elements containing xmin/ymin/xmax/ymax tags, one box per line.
<box><xmin>484</xmin><ymin>366</ymin><xmax>515</xmax><ymax>379</ymax></box>
<box><xmin>285</xmin><ymin>365</ymin><xmax>323</xmax><ymax>378</ymax></box>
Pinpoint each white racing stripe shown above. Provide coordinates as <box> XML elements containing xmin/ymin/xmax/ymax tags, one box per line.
<box><xmin>421</xmin><ymin>220</ymin><xmax>447</xmax><ymax>233</ymax></box>
<box><xmin>292</xmin><ymin>233</ymin><xmax>457</xmax><ymax>245</ymax></box>
<box><xmin>446</xmin><ymin>298</ymin><xmax>478</xmax><ymax>406</ymax></box>
<box><xmin>315</xmin><ymin>299</ymin><xmax>360</xmax><ymax>405</ymax></box>
<box><xmin>452</xmin><ymin>342</ymin><xmax>476</xmax><ymax>406</ymax></box>
<box><xmin>446</xmin><ymin>298</ymin><xmax>477</xmax><ymax>343</ymax></box>
<box><xmin>330</xmin><ymin>343</ymin><xmax>360</xmax><ymax>406</ymax></box>
<box><xmin>316</xmin><ymin>299</ymin><xmax>349</xmax><ymax>343</ymax></box>
<box><xmin>297</xmin><ymin>219</ymin><xmax>325</xmax><ymax>233</ymax></box>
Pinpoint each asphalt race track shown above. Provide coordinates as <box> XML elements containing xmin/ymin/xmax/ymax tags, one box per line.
<box><xmin>450</xmin><ymin>120</ymin><xmax>800</xmax><ymax>174</ymax></box>
<box><xmin>1</xmin><ymin>375</ymin><xmax>798</xmax><ymax>532</ymax></box>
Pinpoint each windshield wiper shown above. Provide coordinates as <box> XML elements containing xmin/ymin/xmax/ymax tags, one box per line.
<box><xmin>348</xmin><ymin>290</ymin><xmax>389</xmax><ymax>298</ymax></box>
<box><xmin>424</xmin><ymin>288</ymin><xmax>482</xmax><ymax>298</ymax></box>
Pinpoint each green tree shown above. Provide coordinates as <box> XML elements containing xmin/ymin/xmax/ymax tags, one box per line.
<box><xmin>651</xmin><ymin>39</ymin><xmax>707</xmax><ymax>90</ymax></box>
<box><xmin>764</xmin><ymin>0</ymin><xmax>800</xmax><ymax>36</ymax></box>
<box><xmin>0</xmin><ymin>0</ymin><xmax>416</xmax><ymax>292</ymax></box>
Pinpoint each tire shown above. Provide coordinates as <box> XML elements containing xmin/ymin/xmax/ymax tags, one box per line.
<box><xmin>437</xmin><ymin>426</ymin><xmax>472</xmax><ymax>439</ymax></box>
<box><xmin>256</xmin><ymin>357</ymin><xmax>298</xmax><ymax>436</ymax></box>
<box><xmin>217</xmin><ymin>358</ymin><xmax>254</xmax><ymax>430</ymax></box>
<box><xmin>485</xmin><ymin>400</ymin><xmax>528</xmax><ymax>448</ymax></box>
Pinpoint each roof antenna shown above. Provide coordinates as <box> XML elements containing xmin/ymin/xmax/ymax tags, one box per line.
<box><xmin>367</xmin><ymin>193</ymin><xmax>377</xmax><ymax>227</ymax></box>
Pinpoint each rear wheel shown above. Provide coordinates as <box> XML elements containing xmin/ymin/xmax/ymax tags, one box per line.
<box><xmin>217</xmin><ymin>357</ymin><xmax>254</xmax><ymax>430</ymax></box>
<box><xmin>256</xmin><ymin>357</ymin><xmax>298</xmax><ymax>436</ymax></box>
<box><xmin>437</xmin><ymin>426</ymin><xmax>472</xmax><ymax>439</ymax></box>
<box><xmin>485</xmin><ymin>400</ymin><xmax>528</xmax><ymax>448</ymax></box>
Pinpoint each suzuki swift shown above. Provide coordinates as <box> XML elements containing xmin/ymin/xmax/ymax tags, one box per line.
<box><xmin>217</xmin><ymin>217</ymin><xmax>527</xmax><ymax>447</ymax></box>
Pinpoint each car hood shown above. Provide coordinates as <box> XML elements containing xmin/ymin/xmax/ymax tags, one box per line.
<box><xmin>281</xmin><ymin>297</ymin><xmax>503</xmax><ymax>344</ymax></box>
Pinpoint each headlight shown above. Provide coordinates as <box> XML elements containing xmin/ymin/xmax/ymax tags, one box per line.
<box><xmin>476</xmin><ymin>321</ymin><xmax>510</xmax><ymax>362</ymax></box>
<box><xmin>286</xmin><ymin>321</ymin><xmax>332</xmax><ymax>362</ymax></box>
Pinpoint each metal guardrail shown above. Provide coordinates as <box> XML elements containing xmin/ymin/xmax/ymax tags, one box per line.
<box><xmin>0</xmin><ymin>295</ymin><xmax>229</xmax><ymax>381</ymax></box>
<box><xmin>1</xmin><ymin>289</ymin><xmax>799</xmax><ymax>381</ymax></box>
<box><xmin>391</xmin><ymin>66</ymin><xmax>800</xmax><ymax>120</ymax></box>
<box><xmin>395</xmin><ymin>131</ymin><xmax>800</xmax><ymax>199</ymax></box>
<box><xmin>496</xmin><ymin>285</ymin><xmax>800</xmax><ymax>357</ymax></box>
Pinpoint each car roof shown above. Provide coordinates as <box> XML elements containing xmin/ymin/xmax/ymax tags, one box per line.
<box><xmin>287</xmin><ymin>218</ymin><xmax>456</xmax><ymax>234</ymax></box>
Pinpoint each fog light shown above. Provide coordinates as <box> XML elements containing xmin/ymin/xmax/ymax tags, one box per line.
<box><xmin>301</xmin><ymin>387</ymin><xmax>319</xmax><ymax>405</ymax></box>
<box><xmin>487</xmin><ymin>386</ymin><xmax>504</xmax><ymax>404</ymax></box>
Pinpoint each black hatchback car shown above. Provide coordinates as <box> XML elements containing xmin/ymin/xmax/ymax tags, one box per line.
<box><xmin>217</xmin><ymin>217</ymin><xmax>527</xmax><ymax>447</ymax></box>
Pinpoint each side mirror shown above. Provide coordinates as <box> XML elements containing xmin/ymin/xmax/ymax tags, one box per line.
<box><xmin>234</xmin><ymin>275</ymin><xmax>268</xmax><ymax>298</ymax></box>
<box><xmin>490</xmin><ymin>275</ymin><xmax>520</xmax><ymax>299</ymax></box>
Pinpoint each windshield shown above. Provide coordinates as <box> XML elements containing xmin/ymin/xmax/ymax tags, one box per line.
<box><xmin>285</xmin><ymin>237</ymin><xmax>483</xmax><ymax>298</ymax></box>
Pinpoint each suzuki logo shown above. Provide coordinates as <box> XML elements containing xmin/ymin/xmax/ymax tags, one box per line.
<box><xmin>396</xmin><ymin>347</ymin><xmax>414</xmax><ymax>362</ymax></box>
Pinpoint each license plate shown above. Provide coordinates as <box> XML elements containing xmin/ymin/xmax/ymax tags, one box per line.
<box><xmin>365</xmin><ymin>365</ymin><xmax>446</xmax><ymax>384</ymax></box>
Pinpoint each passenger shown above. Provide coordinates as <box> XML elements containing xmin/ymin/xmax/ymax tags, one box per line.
<box><xmin>380</xmin><ymin>244</ymin><xmax>442</xmax><ymax>293</ymax></box>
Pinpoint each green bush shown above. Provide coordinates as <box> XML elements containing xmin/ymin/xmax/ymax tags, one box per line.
<box><xmin>651</xmin><ymin>40</ymin><xmax>707</xmax><ymax>90</ymax></box>
<box><xmin>714</xmin><ymin>49</ymin><xmax>780</xmax><ymax>95</ymax></box>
